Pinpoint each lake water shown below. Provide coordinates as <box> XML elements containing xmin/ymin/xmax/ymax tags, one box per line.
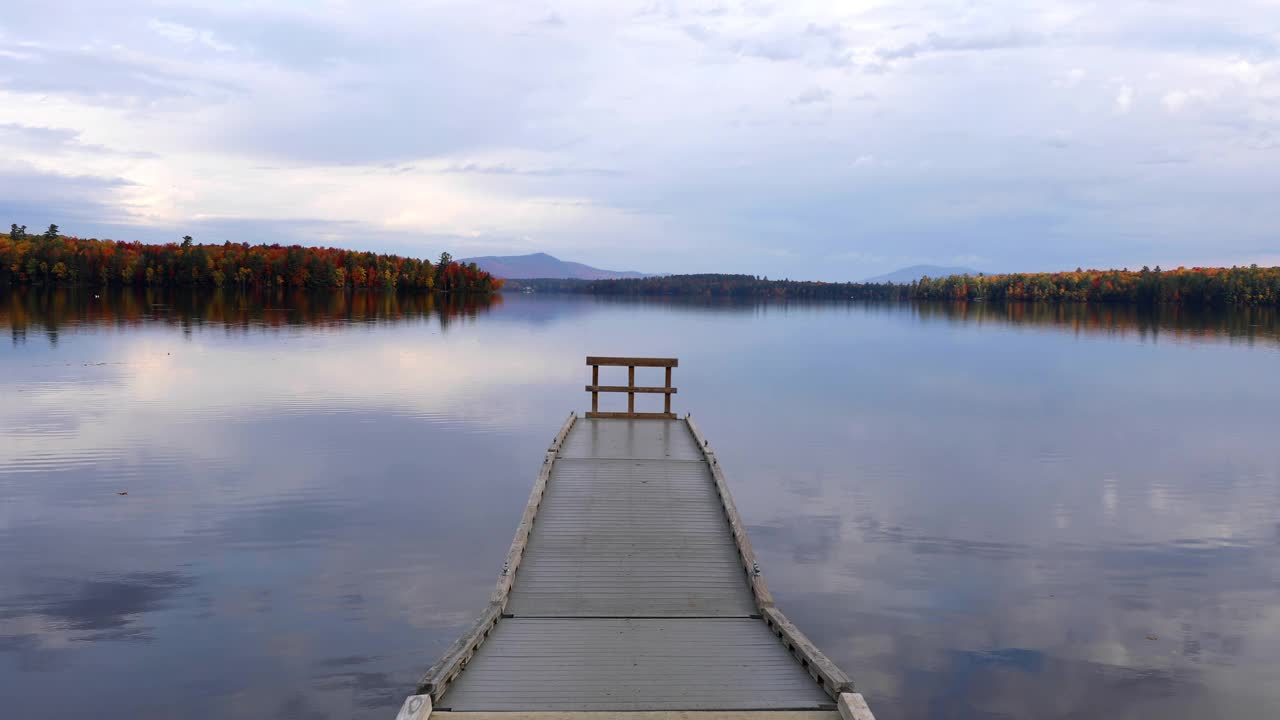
<box><xmin>2</xmin><ymin>288</ymin><xmax>1278</xmax><ymax>720</ymax></box>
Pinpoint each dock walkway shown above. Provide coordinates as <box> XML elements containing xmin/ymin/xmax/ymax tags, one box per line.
<box><xmin>398</xmin><ymin>358</ymin><xmax>873</xmax><ymax>720</ymax></box>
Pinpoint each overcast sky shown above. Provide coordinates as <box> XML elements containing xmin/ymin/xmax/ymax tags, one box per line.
<box><xmin>1</xmin><ymin>1</ymin><xmax>1277</xmax><ymax>279</ymax></box>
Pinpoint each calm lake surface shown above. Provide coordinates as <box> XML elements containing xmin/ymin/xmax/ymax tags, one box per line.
<box><xmin>2</xmin><ymin>288</ymin><xmax>1278</xmax><ymax>719</ymax></box>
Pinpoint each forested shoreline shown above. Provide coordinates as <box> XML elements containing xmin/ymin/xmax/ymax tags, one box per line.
<box><xmin>1</xmin><ymin>225</ymin><xmax>501</xmax><ymax>292</ymax></box>
<box><xmin>509</xmin><ymin>265</ymin><xmax>1280</xmax><ymax>306</ymax></box>
<box><xmin>7</xmin><ymin>224</ymin><xmax>1277</xmax><ymax>306</ymax></box>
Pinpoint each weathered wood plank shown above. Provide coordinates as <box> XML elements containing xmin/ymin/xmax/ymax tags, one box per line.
<box><xmin>491</xmin><ymin>413</ymin><xmax>576</xmax><ymax>605</ymax></box>
<box><xmin>837</xmin><ymin>693</ymin><xmax>876</xmax><ymax>720</ymax></box>
<box><xmin>438</xmin><ymin>617</ymin><xmax>832</xmax><ymax>710</ymax></box>
<box><xmin>410</xmin><ymin>411</ymin><xmax>869</xmax><ymax>717</ymax></box>
<box><xmin>684</xmin><ymin>415</ymin><xmax>775</xmax><ymax>611</ymax></box>
<box><xmin>586</xmin><ymin>356</ymin><xmax>679</xmax><ymax>367</ymax></box>
<box><xmin>584</xmin><ymin>411</ymin><xmax>678</xmax><ymax>420</ymax></box>
<box><xmin>421</xmin><ymin>413</ymin><xmax>577</xmax><ymax>701</ymax></box>
<box><xmin>432</xmin><ymin>707</ymin><xmax>839</xmax><ymax>712</ymax></box>
<box><xmin>628</xmin><ymin>366</ymin><xmax>636</xmax><ymax>413</ymax></box>
<box><xmin>762</xmin><ymin>607</ymin><xmax>854</xmax><ymax>697</ymax></box>
<box><xmin>416</xmin><ymin>602</ymin><xmax>503</xmax><ymax>700</ymax></box>
<box><xmin>396</xmin><ymin>694</ymin><xmax>432</xmax><ymax>720</ymax></box>
<box><xmin>591</xmin><ymin>367</ymin><xmax>599</xmax><ymax>413</ymax></box>
<box><xmin>664</xmin><ymin>367</ymin><xmax>673</xmax><ymax>414</ymax></box>
<box><xmin>489</xmin><ymin>450</ymin><xmax>555</xmax><ymax>604</ymax></box>
<box><xmin>585</xmin><ymin>385</ymin><xmax>678</xmax><ymax>394</ymax></box>
<box><xmin>684</xmin><ymin>414</ymin><xmax>711</xmax><ymax>450</ymax></box>
<box><xmin>550</xmin><ymin>411</ymin><xmax>577</xmax><ymax>451</ymax></box>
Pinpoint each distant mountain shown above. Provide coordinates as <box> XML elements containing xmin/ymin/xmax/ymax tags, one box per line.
<box><xmin>458</xmin><ymin>252</ymin><xmax>649</xmax><ymax>280</ymax></box>
<box><xmin>864</xmin><ymin>264</ymin><xmax>983</xmax><ymax>284</ymax></box>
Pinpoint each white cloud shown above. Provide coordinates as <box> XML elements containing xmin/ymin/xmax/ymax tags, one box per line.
<box><xmin>147</xmin><ymin>19</ymin><xmax>235</xmax><ymax>52</ymax></box>
<box><xmin>1161</xmin><ymin>89</ymin><xmax>1200</xmax><ymax>112</ymax></box>
<box><xmin>1115</xmin><ymin>85</ymin><xmax>1135</xmax><ymax>114</ymax></box>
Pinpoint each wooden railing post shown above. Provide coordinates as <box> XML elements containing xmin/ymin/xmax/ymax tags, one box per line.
<box><xmin>664</xmin><ymin>366</ymin><xmax>672</xmax><ymax>415</ymax></box>
<box><xmin>591</xmin><ymin>364</ymin><xmax>599</xmax><ymax>414</ymax></box>
<box><xmin>584</xmin><ymin>356</ymin><xmax>678</xmax><ymax>420</ymax></box>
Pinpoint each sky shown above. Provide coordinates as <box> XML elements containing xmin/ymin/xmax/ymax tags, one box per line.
<box><xmin>0</xmin><ymin>0</ymin><xmax>1277</xmax><ymax>280</ymax></box>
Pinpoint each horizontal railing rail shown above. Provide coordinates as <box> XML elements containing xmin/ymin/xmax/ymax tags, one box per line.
<box><xmin>585</xmin><ymin>356</ymin><xmax>678</xmax><ymax>419</ymax></box>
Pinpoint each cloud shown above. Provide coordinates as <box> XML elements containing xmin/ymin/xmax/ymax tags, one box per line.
<box><xmin>790</xmin><ymin>87</ymin><xmax>831</xmax><ymax>106</ymax></box>
<box><xmin>1115</xmin><ymin>85</ymin><xmax>1135</xmax><ymax>114</ymax></box>
<box><xmin>440</xmin><ymin>162</ymin><xmax>622</xmax><ymax>178</ymax></box>
<box><xmin>0</xmin><ymin>165</ymin><xmax>137</xmax><ymax>227</ymax></box>
<box><xmin>878</xmin><ymin>30</ymin><xmax>1045</xmax><ymax>61</ymax></box>
<box><xmin>0</xmin><ymin>42</ymin><xmax>241</xmax><ymax>104</ymax></box>
<box><xmin>0</xmin><ymin>123</ymin><xmax>157</xmax><ymax>158</ymax></box>
<box><xmin>0</xmin><ymin>0</ymin><xmax>1277</xmax><ymax>277</ymax></box>
<box><xmin>0</xmin><ymin>571</ymin><xmax>194</xmax><ymax>658</ymax></box>
<box><xmin>1161</xmin><ymin>89</ymin><xmax>1205</xmax><ymax>112</ymax></box>
<box><xmin>537</xmin><ymin>12</ymin><xmax>567</xmax><ymax>28</ymax></box>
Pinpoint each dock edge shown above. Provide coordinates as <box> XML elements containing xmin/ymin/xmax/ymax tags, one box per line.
<box><xmin>685</xmin><ymin>414</ymin><xmax>867</xmax><ymax>709</ymax></box>
<box><xmin>413</xmin><ymin>411</ymin><xmax>578</xmax><ymax>702</ymax></box>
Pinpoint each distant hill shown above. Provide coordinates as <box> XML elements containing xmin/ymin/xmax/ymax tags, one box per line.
<box><xmin>459</xmin><ymin>252</ymin><xmax>649</xmax><ymax>280</ymax></box>
<box><xmin>864</xmin><ymin>264</ymin><xmax>983</xmax><ymax>284</ymax></box>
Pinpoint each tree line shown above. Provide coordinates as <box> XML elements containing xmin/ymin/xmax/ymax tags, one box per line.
<box><xmin>509</xmin><ymin>266</ymin><xmax>1280</xmax><ymax>306</ymax></box>
<box><xmin>1</xmin><ymin>224</ymin><xmax>502</xmax><ymax>293</ymax></box>
<box><xmin>4</xmin><ymin>286</ymin><xmax>501</xmax><ymax>345</ymax></box>
<box><xmin>912</xmin><ymin>266</ymin><xmax>1280</xmax><ymax>305</ymax></box>
<box><xmin>508</xmin><ymin>274</ymin><xmax>911</xmax><ymax>300</ymax></box>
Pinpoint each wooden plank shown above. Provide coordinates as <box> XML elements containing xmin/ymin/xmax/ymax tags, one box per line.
<box><xmin>684</xmin><ymin>416</ymin><xmax>775</xmax><ymax>611</ymax></box>
<box><xmin>416</xmin><ymin>602</ymin><xmax>503</xmax><ymax>700</ymax></box>
<box><xmin>628</xmin><ymin>366</ymin><xmax>636</xmax><ymax>414</ymax></box>
<box><xmin>586</xmin><ymin>356</ymin><xmax>678</xmax><ymax>367</ymax></box>
<box><xmin>504</xmin><ymin>455</ymin><xmax>757</xmax><ymax>618</ymax></box>
<box><xmin>432</xmin><ymin>711</ymin><xmax>841</xmax><ymax>720</ymax></box>
<box><xmin>838</xmin><ymin>694</ymin><xmax>877</xmax><ymax>720</ymax></box>
<box><xmin>395</xmin><ymin>694</ymin><xmax>432</xmax><ymax>720</ymax></box>
<box><xmin>438</xmin><ymin>618</ymin><xmax>833</xmax><ymax>711</ymax></box>
<box><xmin>422</xmin><ymin>413</ymin><xmax>576</xmax><ymax>701</ymax></box>
<box><xmin>492</xmin><ymin>413</ymin><xmax>576</xmax><ymax>605</ymax></box>
<box><xmin>549</xmin><ymin>411</ymin><xmax>577</xmax><ymax>451</ymax></box>
<box><xmin>591</xmin><ymin>367</ymin><xmax>599</xmax><ymax>414</ymax></box>
<box><xmin>585</xmin><ymin>411</ymin><xmax>677</xmax><ymax>420</ymax></box>
<box><xmin>762</xmin><ymin>607</ymin><xmax>854</xmax><ymax>697</ymax></box>
<box><xmin>585</xmin><ymin>385</ymin><xmax>678</xmax><ymax>394</ymax></box>
<box><xmin>685</xmin><ymin>414</ymin><xmax>711</xmax><ymax>450</ymax></box>
<box><xmin>664</xmin><ymin>367</ymin><xmax>673</xmax><ymax>414</ymax></box>
<box><xmin>684</xmin><ymin>415</ymin><xmax>858</xmax><ymax>703</ymax></box>
<box><xmin>415</xmin><ymin>413</ymin><xmax>870</xmax><ymax>717</ymax></box>
<box><xmin>489</xmin><ymin>450</ymin><xmax>556</xmax><ymax>604</ymax></box>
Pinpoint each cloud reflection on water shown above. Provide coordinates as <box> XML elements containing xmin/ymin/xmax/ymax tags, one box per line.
<box><xmin>1</xmin><ymin>289</ymin><xmax>1278</xmax><ymax>719</ymax></box>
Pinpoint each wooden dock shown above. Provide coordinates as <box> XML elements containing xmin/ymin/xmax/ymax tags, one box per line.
<box><xmin>397</xmin><ymin>358</ymin><xmax>874</xmax><ymax>720</ymax></box>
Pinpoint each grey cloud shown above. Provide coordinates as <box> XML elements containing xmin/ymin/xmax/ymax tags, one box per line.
<box><xmin>879</xmin><ymin>30</ymin><xmax>1045</xmax><ymax>61</ymax></box>
<box><xmin>0</xmin><ymin>44</ymin><xmax>241</xmax><ymax>104</ymax></box>
<box><xmin>0</xmin><ymin>571</ymin><xmax>193</xmax><ymax>645</ymax></box>
<box><xmin>790</xmin><ymin>87</ymin><xmax>831</xmax><ymax>106</ymax></box>
<box><xmin>441</xmin><ymin>162</ymin><xmax>622</xmax><ymax>177</ymax></box>
<box><xmin>684</xmin><ymin>19</ymin><xmax>852</xmax><ymax>66</ymax></box>
<box><xmin>0</xmin><ymin>124</ymin><xmax>157</xmax><ymax>158</ymax></box>
<box><xmin>0</xmin><ymin>166</ymin><xmax>135</xmax><ymax>227</ymax></box>
<box><xmin>156</xmin><ymin>7</ymin><xmax>380</xmax><ymax>70</ymax></box>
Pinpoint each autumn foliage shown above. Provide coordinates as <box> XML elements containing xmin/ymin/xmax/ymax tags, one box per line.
<box><xmin>513</xmin><ymin>266</ymin><xmax>1280</xmax><ymax>306</ymax></box>
<box><xmin>0</xmin><ymin>224</ymin><xmax>502</xmax><ymax>293</ymax></box>
<box><xmin>913</xmin><ymin>266</ymin><xmax>1280</xmax><ymax>306</ymax></box>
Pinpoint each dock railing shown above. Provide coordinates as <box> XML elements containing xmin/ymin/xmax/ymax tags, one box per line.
<box><xmin>584</xmin><ymin>356</ymin><xmax>678</xmax><ymax>419</ymax></box>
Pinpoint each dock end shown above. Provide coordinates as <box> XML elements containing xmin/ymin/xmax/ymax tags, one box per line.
<box><xmin>395</xmin><ymin>694</ymin><xmax>432</xmax><ymax>720</ymax></box>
